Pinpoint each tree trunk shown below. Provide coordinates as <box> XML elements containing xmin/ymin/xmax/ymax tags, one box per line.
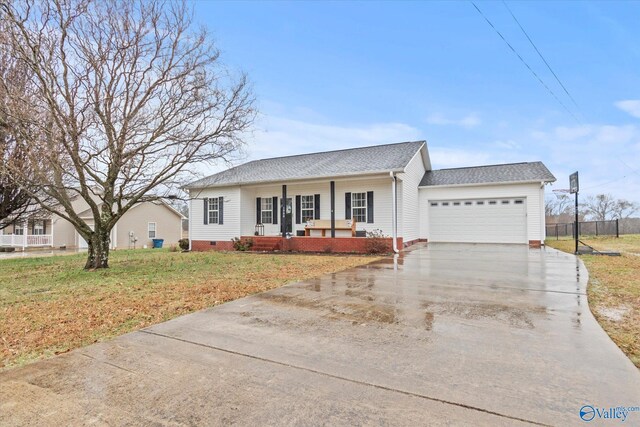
<box><xmin>84</xmin><ymin>230</ymin><xmax>110</xmax><ymax>269</ymax></box>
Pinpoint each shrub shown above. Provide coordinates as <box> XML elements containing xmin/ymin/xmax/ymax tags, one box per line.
<box><xmin>178</xmin><ymin>238</ymin><xmax>189</xmax><ymax>251</ymax></box>
<box><xmin>365</xmin><ymin>229</ymin><xmax>390</xmax><ymax>254</ymax></box>
<box><xmin>232</xmin><ymin>237</ymin><xmax>253</xmax><ymax>251</ymax></box>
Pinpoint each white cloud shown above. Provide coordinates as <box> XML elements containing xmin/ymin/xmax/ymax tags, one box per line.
<box><xmin>553</xmin><ymin>125</ymin><xmax>593</xmax><ymax>141</ymax></box>
<box><xmin>532</xmin><ymin>123</ymin><xmax>640</xmax><ymax>202</ymax></box>
<box><xmin>246</xmin><ymin>115</ymin><xmax>423</xmax><ymax>160</ymax></box>
<box><xmin>428</xmin><ymin>147</ymin><xmax>492</xmax><ymax>169</ymax></box>
<box><xmin>615</xmin><ymin>100</ymin><xmax>640</xmax><ymax>119</ymax></box>
<box><xmin>493</xmin><ymin>139</ymin><xmax>520</xmax><ymax>150</ymax></box>
<box><xmin>425</xmin><ymin>113</ymin><xmax>481</xmax><ymax>128</ymax></box>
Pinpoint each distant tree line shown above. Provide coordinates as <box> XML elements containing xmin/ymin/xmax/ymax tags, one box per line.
<box><xmin>546</xmin><ymin>193</ymin><xmax>639</xmax><ymax>224</ymax></box>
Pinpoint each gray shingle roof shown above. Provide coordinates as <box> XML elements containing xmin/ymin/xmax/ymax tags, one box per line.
<box><xmin>186</xmin><ymin>141</ymin><xmax>425</xmax><ymax>188</ymax></box>
<box><xmin>419</xmin><ymin>162</ymin><xmax>556</xmax><ymax>186</ymax></box>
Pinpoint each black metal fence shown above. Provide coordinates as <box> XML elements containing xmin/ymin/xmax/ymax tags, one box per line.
<box><xmin>546</xmin><ymin>220</ymin><xmax>618</xmax><ymax>239</ymax></box>
<box><xmin>546</xmin><ymin>218</ymin><xmax>640</xmax><ymax>239</ymax></box>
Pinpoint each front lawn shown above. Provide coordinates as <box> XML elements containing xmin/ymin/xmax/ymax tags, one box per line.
<box><xmin>0</xmin><ymin>249</ymin><xmax>377</xmax><ymax>369</ymax></box>
<box><xmin>546</xmin><ymin>235</ymin><xmax>640</xmax><ymax>368</ymax></box>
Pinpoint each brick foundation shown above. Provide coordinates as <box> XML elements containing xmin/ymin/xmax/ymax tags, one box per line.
<box><xmin>528</xmin><ymin>240</ymin><xmax>542</xmax><ymax>248</ymax></box>
<box><xmin>403</xmin><ymin>238</ymin><xmax>427</xmax><ymax>248</ymax></box>
<box><xmin>190</xmin><ymin>240</ymin><xmax>235</xmax><ymax>251</ymax></box>
<box><xmin>190</xmin><ymin>236</ymin><xmax>403</xmax><ymax>254</ymax></box>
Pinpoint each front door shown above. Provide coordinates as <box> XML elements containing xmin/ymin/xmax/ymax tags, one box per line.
<box><xmin>281</xmin><ymin>198</ymin><xmax>292</xmax><ymax>234</ymax></box>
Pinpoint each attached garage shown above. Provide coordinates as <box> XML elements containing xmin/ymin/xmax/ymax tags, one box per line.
<box><xmin>428</xmin><ymin>198</ymin><xmax>527</xmax><ymax>244</ymax></box>
<box><xmin>418</xmin><ymin>162</ymin><xmax>556</xmax><ymax>246</ymax></box>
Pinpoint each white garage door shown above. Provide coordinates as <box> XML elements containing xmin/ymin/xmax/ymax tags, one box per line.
<box><xmin>428</xmin><ymin>198</ymin><xmax>527</xmax><ymax>244</ymax></box>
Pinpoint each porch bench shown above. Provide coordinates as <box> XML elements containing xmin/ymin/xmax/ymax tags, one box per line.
<box><xmin>304</xmin><ymin>220</ymin><xmax>356</xmax><ymax>237</ymax></box>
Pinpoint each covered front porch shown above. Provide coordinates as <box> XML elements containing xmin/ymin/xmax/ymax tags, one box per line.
<box><xmin>240</xmin><ymin>177</ymin><xmax>396</xmax><ymax>239</ymax></box>
<box><xmin>0</xmin><ymin>219</ymin><xmax>54</xmax><ymax>249</ymax></box>
<box><xmin>240</xmin><ymin>177</ymin><xmax>400</xmax><ymax>253</ymax></box>
<box><xmin>191</xmin><ymin>173</ymin><xmax>404</xmax><ymax>253</ymax></box>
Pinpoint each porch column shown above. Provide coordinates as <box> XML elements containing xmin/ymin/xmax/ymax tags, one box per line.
<box><xmin>281</xmin><ymin>184</ymin><xmax>287</xmax><ymax>238</ymax></box>
<box><xmin>22</xmin><ymin>219</ymin><xmax>27</xmax><ymax>250</ymax></box>
<box><xmin>330</xmin><ymin>181</ymin><xmax>335</xmax><ymax>238</ymax></box>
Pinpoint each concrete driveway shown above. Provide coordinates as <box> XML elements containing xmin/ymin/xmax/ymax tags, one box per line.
<box><xmin>2</xmin><ymin>244</ymin><xmax>639</xmax><ymax>426</ymax></box>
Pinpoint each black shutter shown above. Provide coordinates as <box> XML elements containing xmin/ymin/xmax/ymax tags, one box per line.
<box><xmin>367</xmin><ymin>191</ymin><xmax>374</xmax><ymax>223</ymax></box>
<box><xmin>295</xmin><ymin>195</ymin><xmax>301</xmax><ymax>224</ymax></box>
<box><xmin>43</xmin><ymin>221</ymin><xmax>47</xmax><ymax>234</ymax></box>
<box><xmin>314</xmin><ymin>194</ymin><xmax>320</xmax><ymax>219</ymax></box>
<box><xmin>345</xmin><ymin>193</ymin><xmax>351</xmax><ymax>220</ymax></box>
<box><xmin>218</xmin><ymin>196</ymin><xmax>224</xmax><ymax>225</ymax></box>
<box><xmin>203</xmin><ymin>198</ymin><xmax>209</xmax><ymax>225</ymax></box>
<box><xmin>256</xmin><ymin>197</ymin><xmax>261</xmax><ymax>224</ymax></box>
<box><xmin>272</xmin><ymin>196</ymin><xmax>278</xmax><ymax>225</ymax></box>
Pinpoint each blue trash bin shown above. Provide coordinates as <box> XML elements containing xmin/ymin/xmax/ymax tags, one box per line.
<box><xmin>152</xmin><ymin>238</ymin><xmax>164</xmax><ymax>249</ymax></box>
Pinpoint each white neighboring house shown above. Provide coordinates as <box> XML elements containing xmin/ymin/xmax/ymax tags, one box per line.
<box><xmin>184</xmin><ymin>141</ymin><xmax>556</xmax><ymax>252</ymax></box>
<box><xmin>1</xmin><ymin>196</ymin><xmax>185</xmax><ymax>250</ymax></box>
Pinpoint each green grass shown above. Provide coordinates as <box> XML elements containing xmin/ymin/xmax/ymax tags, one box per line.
<box><xmin>545</xmin><ymin>234</ymin><xmax>640</xmax><ymax>255</ymax></box>
<box><xmin>546</xmin><ymin>235</ymin><xmax>640</xmax><ymax>368</ymax></box>
<box><xmin>0</xmin><ymin>249</ymin><xmax>378</xmax><ymax>369</ymax></box>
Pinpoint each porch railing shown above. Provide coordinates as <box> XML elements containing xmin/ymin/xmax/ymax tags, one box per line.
<box><xmin>0</xmin><ymin>234</ymin><xmax>52</xmax><ymax>247</ymax></box>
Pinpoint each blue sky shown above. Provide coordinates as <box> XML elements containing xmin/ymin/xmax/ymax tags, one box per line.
<box><xmin>193</xmin><ymin>1</ymin><xmax>640</xmax><ymax>202</ymax></box>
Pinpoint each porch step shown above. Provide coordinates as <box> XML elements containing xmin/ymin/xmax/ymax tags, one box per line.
<box><xmin>252</xmin><ymin>242</ymin><xmax>280</xmax><ymax>252</ymax></box>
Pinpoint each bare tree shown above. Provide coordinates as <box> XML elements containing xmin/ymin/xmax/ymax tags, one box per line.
<box><xmin>545</xmin><ymin>193</ymin><xmax>574</xmax><ymax>224</ymax></box>
<box><xmin>0</xmin><ymin>27</ymin><xmax>37</xmax><ymax>230</ymax></box>
<box><xmin>580</xmin><ymin>194</ymin><xmax>639</xmax><ymax>222</ymax></box>
<box><xmin>0</xmin><ymin>129</ymin><xmax>33</xmax><ymax>230</ymax></box>
<box><xmin>1</xmin><ymin>0</ymin><xmax>255</xmax><ymax>268</ymax></box>
<box><xmin>612</xmin><ymin>199</ymin><xmax>639</xmax><ymax>219</ymax></box>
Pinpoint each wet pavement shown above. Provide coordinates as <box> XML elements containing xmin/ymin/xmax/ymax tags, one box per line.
<box><xmin>1</xmin><ymin>243</ymin><xmax>639</xmax><ymax>426</ymax></box>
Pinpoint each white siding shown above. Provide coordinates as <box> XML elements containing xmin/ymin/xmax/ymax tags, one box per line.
<box><xmin>189</xmin><ymin>187</ymin><xmax>241</xmax><ymax>241</ymax></box>
<box><xmin>398</xmin><ymin>150</ymin><xmax>426</xmax><ymax>243</ymax></box>
<box><xmin>419</xmin><ymin>182</ymin><xmax>546</xmax><ymax>243</ymax></box>
<box><xmin>188</xmin><ymin>174</ymin><xmax>397</xmax><ymax>241</ymax></box>
<box><xmin>240</xmin><ymin>182</ymin><xmax>332</xmax><ymax>236</ymax></box>
<box><xmin>335</xmin><ymin>177</ymin><xmax>394</xmax><ymax>237</ymax></box>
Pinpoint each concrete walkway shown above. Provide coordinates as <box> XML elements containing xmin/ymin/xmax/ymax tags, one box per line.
<box><xmin>2</xmin><ymin>244</ymin><xmax>639</xmax><ymax>426</ymax></box>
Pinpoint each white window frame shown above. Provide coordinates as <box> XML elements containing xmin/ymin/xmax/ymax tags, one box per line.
<box><xmin>351</xmin><ymin>192</ymin><xmax>367</xmax><ymax>223</ymax></box>
<box><xmin>14</xmin><ymin>223</ymin><xmax>24</xmax><ymax>235</ymax></box>
<box><xmin>301</xmin><ymin>195</ymin><xmax>315</xmax><ymax>223</ymax></box>
<box><xmin>261</xmin><ymin>198</ymin><xmax>273</xmax><ymax>224</ymax></box>
<box><xmin>33</xmin><ymin>220</ymin><xmax>45</xmax><ymax>235</ymax></box>
<box><xmin>208</xmin><ymin>197</ymin><xmax>219</xmax><ymax>224</ymax></box>
<box><xmin>148</xmin><ymin>222</ymin><xmax>157</xmax><ymax>239</ymax></box>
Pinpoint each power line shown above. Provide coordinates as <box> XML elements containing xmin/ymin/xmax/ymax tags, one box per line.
<box><xmin>470</xmin><ymin>1</ymin><xmax>581</xmax><ymax>124</ymax></box>
<box><xmin>581</xmin><ymin>174</ymin><xmax>634</xmax><ymax>191</ymax></box>
<box><xmin>502</xmin><ymin>0</ymin><xmax>584</xmax><ymax>120</ymax></box>
<box><xmin>617</xmin><ymin>156</ymin><xmax>640</xmax><ymax>177</ymax></box>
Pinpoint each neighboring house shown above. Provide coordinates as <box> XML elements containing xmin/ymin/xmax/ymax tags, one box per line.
<box><xmin>1</xmin><ymin>196</ymin><xmax>185</xmax><ymax>250</ymax></box>
<box><xmin>184</xmin><ymin>141</ymin><xmax>556</xmax><ymax>253</ymax></box>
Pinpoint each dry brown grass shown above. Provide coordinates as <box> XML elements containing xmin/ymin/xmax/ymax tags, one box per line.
<box><xmin>0</xmin><ymin>249</ymin><xmax>378</xmax><ymax>369</ymax></box>
<box><xmin>546</xmin><ymin>235</ymin><xmax>640</xmax><ymax>368</ymax></box>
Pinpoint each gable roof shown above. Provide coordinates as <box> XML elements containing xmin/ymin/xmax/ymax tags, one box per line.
<box><xmin>185</xmin><ymin>141</ymin><xmax>427</xmax><ymax>189</ymax></box>
<box><xmin>77</xmin><ymin>200</ymin><xmax>186</xmax><ymax>219</ymax></box>
<box><xmin>419</xmin><ymin>161</ymin><xmax>556</xmax><ymax>187</ymax></box>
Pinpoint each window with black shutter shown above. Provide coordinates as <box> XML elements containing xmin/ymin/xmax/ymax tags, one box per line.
<box><xmin>261</xmin><ymin>198</ymin><xmax>273</xmax><ymax>224</ymax></box>
<box><xmin>300</xmin><ymin>195</ymin><xmax>314</xmax><ymax>223</ymax></box>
